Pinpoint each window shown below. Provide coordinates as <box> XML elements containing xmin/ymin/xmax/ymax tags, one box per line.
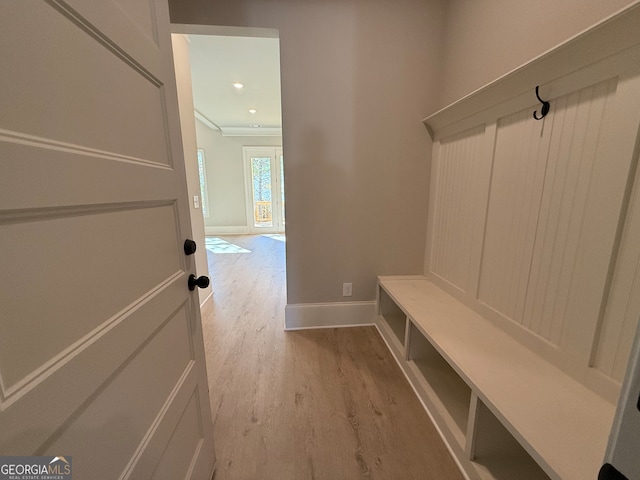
<box><xmin>196</xmin><ymin>149</ymin><xmax>209</xmax><ymax>217</ymax></box>
<box><xmin>242</xmin><ymin>147</ymin><xmax>285</xmax><ymax>233</ymax></box>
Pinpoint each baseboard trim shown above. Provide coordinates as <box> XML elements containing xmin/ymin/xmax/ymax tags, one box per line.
<box><xmin>204</xmin><ymin>226</ymin><xmax>249</xmax><ymax>235</ymax></box>
<box><xmin>200</xmin><ymin>291</ymin><xmax>213</xmax><ymax>309</ymax></box>
<box><xmin>199</xmin><ymin>291</ymin><xmax>214</xmax><ymax>320</ymax></box>
<box><xmin>284</xmin><ymin>301</ymin><xmax>376</xmax><ymax>330</ymax></box>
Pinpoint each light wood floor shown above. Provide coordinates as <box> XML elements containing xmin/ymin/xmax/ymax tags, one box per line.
<box><xmin>201</xmin><ymin>235</ymin><xmax>464</xmax><ymax>480</ymax></box>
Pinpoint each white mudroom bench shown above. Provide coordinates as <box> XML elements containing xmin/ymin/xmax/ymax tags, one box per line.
<box><xmin>375</xmin><ymin>275</ymin><xmax>615</xmax><ymax>480</ymax></box>
<box><xmin>381</xmin><ymin>4</ymin><xmax>640</xmax><ymax>479</ymax></box>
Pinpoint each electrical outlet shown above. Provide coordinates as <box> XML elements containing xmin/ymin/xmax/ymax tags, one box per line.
<box><xmin>193</xmin><ymin>195</ymin><xmax>200</xmax><ymax>209</ymax></box>
<box><xmin>343</xmin><ymin>282</ymin><xmax>352</xmax><ymax>297</ymax></box>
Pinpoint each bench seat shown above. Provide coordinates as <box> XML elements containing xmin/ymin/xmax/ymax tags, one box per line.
<box><xmin>376</xmin><ymin>275</ymin><xmax>615</xmax><ymax>480</ymax></box>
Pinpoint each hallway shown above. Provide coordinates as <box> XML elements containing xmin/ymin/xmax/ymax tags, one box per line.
<box><xmin>201</xmin><ymin>235</ymin><xmax>463</xmax><ymax>480</ymax></box>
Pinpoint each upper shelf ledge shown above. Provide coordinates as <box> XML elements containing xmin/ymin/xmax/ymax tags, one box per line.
<box><xmin>423</xmin><ymin>1</ymin><xmax>640</xmax><ymax>140</ymax></box>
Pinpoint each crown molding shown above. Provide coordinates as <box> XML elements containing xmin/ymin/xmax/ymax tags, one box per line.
<box><xmin>220</xmin><ymin>126</ymin><xmax>282</xmax><ymax>137</ymax></box>
<box><xmin>194</xmin><ymin>110</ymin><xmax>221</xmax><ymax>132</ymax></box>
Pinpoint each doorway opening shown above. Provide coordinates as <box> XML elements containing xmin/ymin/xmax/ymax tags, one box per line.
<box><xmin>170</xmin><ymin>23</ymin><xmax>287</xmax><ymax>321</ymax></box>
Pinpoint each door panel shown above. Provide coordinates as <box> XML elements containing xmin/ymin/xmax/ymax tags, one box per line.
<box><xmin>0</xmin><ymin>1</ymin><xmax>170</xmax><ymax>165</ymax></box>
<box><xmin>151</xmin><ymin>392</ymin><xmax>204</xmax><ymax>480</ymax></box>
<box><xmin>0</xmin><ymin>204</ymin><xmax>181</xmax><ymax>391</ymax></box>
<box><xmin>110</xmin><ymin>0</ymin><xmax>158</xmax><ymax>43</ymax></box>
<box><xmin>42</xmin><ymin>307</ymin><xmax>193</xmax><ymax>478</ymax></box>
<box><xmin>0</xmin><ymin>1</ymin><xmax>215</xmax><ymax>478</ymax></box>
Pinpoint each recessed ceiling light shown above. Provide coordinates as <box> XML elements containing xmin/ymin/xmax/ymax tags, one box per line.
<box><xmin>233</xmin><ymin>82</ymin><xmax>244</xmax><ymax>89</ymax></box>
<box><xmin>249</xmin><ymin>109</ymin><xmax>257</xmax><ymax>114</ymax></box>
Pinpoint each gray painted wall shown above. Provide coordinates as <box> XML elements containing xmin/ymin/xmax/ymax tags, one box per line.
<box><xmin>170</xmin><ymin>0</ymin><xmax>445</xmax><ymax>304</ymax></box>
<box><xmin>438</xmin><ymin>0</ymin><xmax>636</xmax><ymax>108</ymax></box>
<box><xmin>169</xmin><ymin>0</ymin><xmax>635</xmax><ymax>306</ymax></box>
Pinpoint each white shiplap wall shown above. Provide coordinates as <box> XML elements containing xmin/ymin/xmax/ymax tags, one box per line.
<box><xmin>596</xmin><ymin>164</ymin><xmax>640</xmax><ymax>381</ymax></box>
<box><xmin>478</xmin><ymin>108</ymin><xmax>549</xmax><ymax>324</ymax></box>
<box><xmin>429</xmin><ymin>125</ymin><xmax>486</xmax><ymax>294</ymax></box>
<box><xmin>478</xmin><ymin>79</ymin><xmax>620</xmax><ymax>349</ymax></box>
<box><xmin>425</xmin><ymin>33</ymin><xmax>640</xmax><ymax>394</ymax></box>
<box><xmin>522</xmin><ymin>79</ymin><xmax>617</xmax><ymax>348</ymax></box>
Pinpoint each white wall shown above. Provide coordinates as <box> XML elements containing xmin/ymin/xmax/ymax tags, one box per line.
<box><xmin>195</xmin><ymin>119</ymin><xmax>281</xmax><ymax>231</ymax></box>
<box><xmin>171</xmin><ymin>34</ymin><xmax>212</xmax><ymax>304</ymax></box>
<box><xmin>438</xmin><ymin>0</ymin><xmax>637</xmax><ymax>108</ymax></box>
<box><xmin>170</xmin><ymin>0</ymin><xmax>446</xmax><ymax>305</ymax></box>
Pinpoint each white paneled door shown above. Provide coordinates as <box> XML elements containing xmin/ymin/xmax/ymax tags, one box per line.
<box><xmin>0</xmin><ymin>1</ymin><xmax>216</xmax><ymax>479</ymax></box>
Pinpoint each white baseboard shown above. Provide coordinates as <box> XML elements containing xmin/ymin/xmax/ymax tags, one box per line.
<box><xmin>284</xmin><ymin>301</ymin><xmax>376</xmax><ymax>330</ymax></box>
<box><xmin>199</xmin><ymin>290</ymin><xmax>213</xmax><ymax>308</ymax></box>
<box><xmin>204</xmin><ymin>225</ymin><xmax>249</xmax><ymax>235</ymax></box>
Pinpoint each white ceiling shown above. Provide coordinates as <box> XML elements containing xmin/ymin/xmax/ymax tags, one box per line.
<box><xmin>187</xmin><ymin>34</ymin><xmax>282</xmax><ymax>136</ymax></box>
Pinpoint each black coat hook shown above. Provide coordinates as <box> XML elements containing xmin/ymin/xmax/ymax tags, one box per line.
<box><xmin>533</xmin><ymin>86</ymin><xmax>550</xmax><ymax>120</ymax></box>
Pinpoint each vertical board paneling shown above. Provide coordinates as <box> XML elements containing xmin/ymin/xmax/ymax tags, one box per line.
<box><xmin>423</xmin><ymin>33</ymin><xmax>640</xmax><ymax>397</ymax></box>
<box><xmin>477</xmin><ymin>109</ymin><xmax>549</xmax><ymax>323</ymax></box>
<box><xmin>478</xmin><ymin>79</ymin><xmax>620</xmax><ymax>345</ymax></box>
<box><xmin>429</xmin><ymin>126</ymin><xmax>485</xmax><ymax>293</ymax></box>
<box><xmin>523</xmin><ymin>79</ymin><xmax>617</xmax><ymax>345</ymax></box>
<box><xmin>596</xmin><ymin>169</ymin><xmax>640</xmax><ymax>381</ymax></box>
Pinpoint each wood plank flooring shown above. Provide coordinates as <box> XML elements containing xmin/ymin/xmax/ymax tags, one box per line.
<box><xmin>201</xmin><ymin>235</ymin><xmax>464</xmax><ymax>480</ymax></box>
